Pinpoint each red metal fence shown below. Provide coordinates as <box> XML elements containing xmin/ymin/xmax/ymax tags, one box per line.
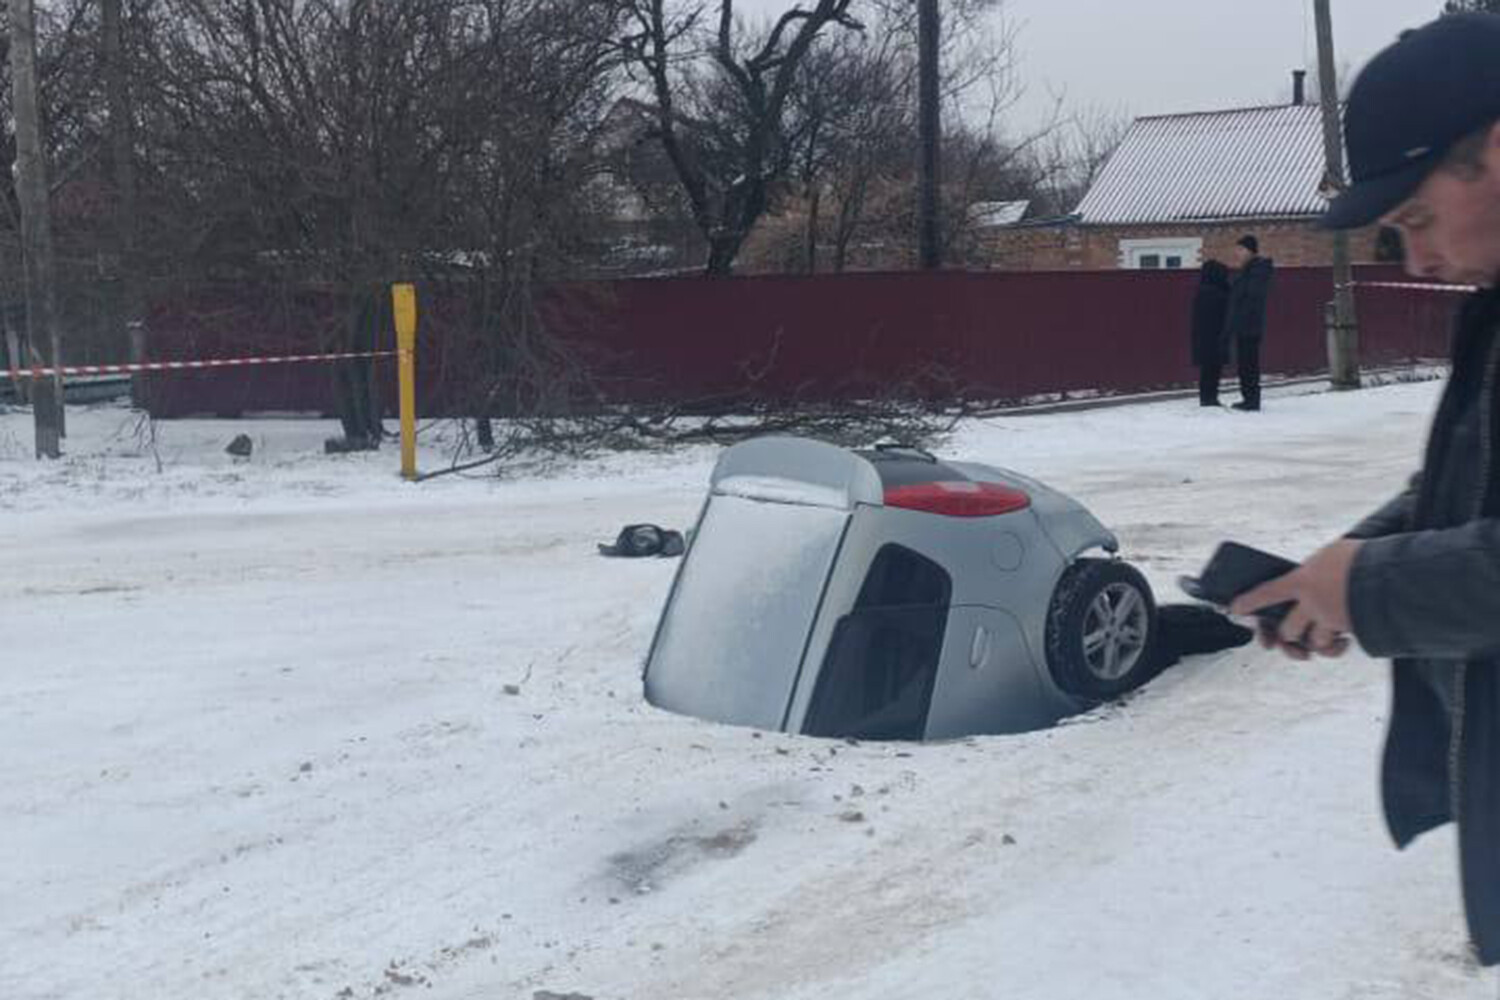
<box><xmin>142</xmin><ymin>264</ymin><xmax>1457</xmax><ymax>418</ymax></box>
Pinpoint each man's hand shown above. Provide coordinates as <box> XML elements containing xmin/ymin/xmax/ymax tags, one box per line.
<box><xmin>1229</xmin><ymin>539</ymin><xmax>1365</xmax><ymax>660</ymax></box>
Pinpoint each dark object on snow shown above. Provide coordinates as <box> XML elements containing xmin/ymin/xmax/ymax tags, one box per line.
<box><xmin>323</xmin><ymin>434</ymin><xmax>380</xmax><ymax>454</ymax></box>
<box><xmin>598</xmin><ymin>524</ymin><xmax>685</xmax><ymax>558</ymax></box>
<box><xmin>226</xmin><ymin>434</ymin><xmax>254</xmax><ymax>458</ymax></box>
<box><xmin>1148</xmin><ymin>604</ymin><xmax>1254</xmax><ymax>670</ymax></box>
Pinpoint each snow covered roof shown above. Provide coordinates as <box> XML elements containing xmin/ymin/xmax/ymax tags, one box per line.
<box><xmin>968</xmin><ymin>200</ymin><xmax>1031</xmax><ymax>228</ymax></box>
<box><xmin>1075</xmin><ymin>104</ymin><xmax>1342</xmax><ymax>225</ymax></box>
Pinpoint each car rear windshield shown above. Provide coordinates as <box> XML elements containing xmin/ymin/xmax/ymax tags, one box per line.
<box><xmin>645</xmin><ymin>494</ymin><xmax>849</xmax><ymax>730</ymax></box>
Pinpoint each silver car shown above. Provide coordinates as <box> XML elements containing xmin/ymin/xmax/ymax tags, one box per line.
<box><xmin>643</xmin><ymin>437</ymin><xmax>1158</xmax><ymax>740</ymax></box>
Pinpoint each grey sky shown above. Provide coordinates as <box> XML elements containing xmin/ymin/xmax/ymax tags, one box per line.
<box><xmin>734</xmin><ymin>0</ymin><xmax>1431</xmax><ymax>134</ymax></box>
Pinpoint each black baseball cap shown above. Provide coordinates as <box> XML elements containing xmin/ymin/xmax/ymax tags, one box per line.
<box><xmin>1322</xmin><ymin>13</ymin><xmax>1500</xmax><ymax>231</ymax></box>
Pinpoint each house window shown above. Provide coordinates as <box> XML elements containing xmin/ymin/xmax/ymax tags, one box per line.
<box><xmin>1119</xmin><ymin>237</ymin><xmax>1202</xmax><ymax>270</ymax></box>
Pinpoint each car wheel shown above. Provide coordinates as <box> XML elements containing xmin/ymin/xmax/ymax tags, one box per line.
<box><xmin>1045</xmin><ymin>558</ymin><xmax>1157</xmax><ymax>700</ymax></box>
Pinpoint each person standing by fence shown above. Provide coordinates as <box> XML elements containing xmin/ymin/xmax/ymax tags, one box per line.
<box><xmin>1191</xmin><ymin>259</ymin><xmax>1232</xmax><ymax>406</ymax></box>
<box><xmin>1225</xmin><ymin>235</ymin><xmax>1275</xmax><ymax>410</ymax></box>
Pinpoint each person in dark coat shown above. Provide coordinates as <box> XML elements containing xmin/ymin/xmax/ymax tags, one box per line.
<box><xmin>1231</xmin><ymin>13</ymin><xmax>1500</xmax><ymax>970</ymax></box>
<box><xmin>1190</xmin><ymin>259</ymin><xmax>1232</xmax><ymax>406</ymax></box>
<box><xmin>1223</xmin><ymin>234</ymin><xmax>1275</xmax><ymax>411</ymax></box>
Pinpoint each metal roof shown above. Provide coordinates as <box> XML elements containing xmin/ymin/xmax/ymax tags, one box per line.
<box><xmin>1074</xmin><ymin>104</ymin><xmax>1341</xmax><ymax>225</ymax></box>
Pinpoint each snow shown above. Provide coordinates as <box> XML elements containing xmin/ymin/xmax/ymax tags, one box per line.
<box><xmin>714</xmin><ymin>474</ymin><xmax>852</xmax><ymax>509</ymax></box>
<box><xmin>1</xmin><ymin>378</ymin><xmax>1490</xmax><ymax>1000</ymax></box>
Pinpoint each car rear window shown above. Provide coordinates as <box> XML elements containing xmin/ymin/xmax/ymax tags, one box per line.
<box><xmin>803</xmin><ymin>545</ymin><xmax>952</xmax><ymax>741</ymax></box>
<box><xmin>645</xmin><ymin>495</ymin><xmax>849</xmax><ymax>731</ymax></box>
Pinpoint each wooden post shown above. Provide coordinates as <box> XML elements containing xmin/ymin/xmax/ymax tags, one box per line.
<box><xmin>392</xmin><ymin>284</ymin><xmax>418</xmax><ymax>481</ymax></box>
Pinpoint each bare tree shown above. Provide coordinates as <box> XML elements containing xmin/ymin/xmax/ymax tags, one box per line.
<box><xmin>1029</xmin><ymin>102</ymin><xmax>1131</xmax><ymax>218</ymax></box>
<box><xmin>0</xmin><ymin>0</ymin><xmax>144</xmax><ymax>416</ymax></box>
<box><xmin>130</xmin><ymin>0</ymin><xmax>618</xmax><ymax>446</ymax></box>
<box><xmin>783</xmin><ymin>24</ymin><xmax>909</xmax><ymax>272</ymax></box>
<box><xmin>620</xmin><ymin>0</ymin><xmax>862</xmax><ymax>275</ymax></box>
<box><xmin>772</xmin><ymin>0</ymin><xmax>1043</xmax><ymax>271</ymax></box>
<box><xmin>443</xmin><ymin>0</ymin><xmax>625</xmax><ymax>449</ymax></box>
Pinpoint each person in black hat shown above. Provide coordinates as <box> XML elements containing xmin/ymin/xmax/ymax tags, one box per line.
<box><xmin>1230</xmin><ymin>11</ymin><xmax>1500</xmax><ymax>968</ymax></box>
<box><xmin>1190</xmin><ymin>259</ymin><xmax>1232</xmax><ymax>406</ymax></box>
<box><xmin>1223</xmin><ymin>234</ymin><xmax>1274</xmax><ymax>410</ymax></box>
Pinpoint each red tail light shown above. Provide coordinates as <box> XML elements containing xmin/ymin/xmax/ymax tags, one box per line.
<box><xmin>883</xmin><ymin>481</ymin><xmax>1031</xmax><ymax>518</ymax></box>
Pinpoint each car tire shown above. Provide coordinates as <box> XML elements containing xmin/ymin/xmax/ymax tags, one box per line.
<box><xmin>1045</xmin><ymin>558</ymin><xmax>1158</xmax><ymax>700</ymax></box>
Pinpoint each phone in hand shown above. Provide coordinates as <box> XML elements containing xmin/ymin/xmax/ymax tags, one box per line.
<box><xmin>1179</xmin><ymin>541</ymin><xmax>1300</xmax><ymax>629</ymax></box>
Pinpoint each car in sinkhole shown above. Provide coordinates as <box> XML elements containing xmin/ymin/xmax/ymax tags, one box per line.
<box><xmin>641</xmin><ymin>437</ymin><xmax>1158</xmax><ymax>741</ymax></box>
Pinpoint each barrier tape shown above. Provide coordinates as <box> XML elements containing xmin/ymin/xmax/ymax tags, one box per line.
<box><xmin>1353</xmin><ymin>281</ymin><xmax>1479</xmax><ymax>293</ymax></box>
<box><xmin>4</xmin><ymin>349</ymin><xmax>397</xmax><ymax>380</ymax></box>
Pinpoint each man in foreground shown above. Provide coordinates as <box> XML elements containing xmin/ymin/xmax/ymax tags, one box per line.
<box><xmin>1231</xmin><ymin>12</ymin><xmax>1500</xmax><ymax>966</ymax></box>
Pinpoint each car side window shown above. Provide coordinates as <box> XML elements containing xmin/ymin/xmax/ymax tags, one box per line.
<box><xmin>803</xmin><ymin>545</ymin><xmax>952</xmax><ymax>741</ymax></box>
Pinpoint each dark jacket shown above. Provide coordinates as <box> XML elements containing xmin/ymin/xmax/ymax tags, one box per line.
<box><xmin>1191</xmin><ymin>265</ymin><xmax>1232</xmax><ymax>367</ymax></box>
<box><xmin>1345</xmin><ymin>287</ymin><xmax>1500</xmax><ymax>964</ymax></box>
<box><xmin>1224</xmin><ymin>256</ymin><xmax>1275</xmax><ymax>343</ymax></box>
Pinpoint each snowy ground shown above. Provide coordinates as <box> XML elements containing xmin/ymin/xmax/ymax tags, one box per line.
<box><xmin>1</xmin><ymin>380</ymin><xmax>1490</xmax><ymax>1000</ymax></box>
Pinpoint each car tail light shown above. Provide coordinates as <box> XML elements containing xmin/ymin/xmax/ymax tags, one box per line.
<box><xmin>883</xmin><ymin>481</ymin><xmax>1031</xmax><ymax>518</ymax></box>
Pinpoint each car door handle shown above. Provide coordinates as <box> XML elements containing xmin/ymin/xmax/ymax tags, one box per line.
<box><xmin>970</xmin><ymin>626</ymin><xmax>992</xmax><ymax>670</ymax></box>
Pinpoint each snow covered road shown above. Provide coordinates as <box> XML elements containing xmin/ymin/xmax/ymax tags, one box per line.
<box><xmin>1</xmin><ymin>383</ymin><xmax>1488</xmax><ymax>999</ymax></box>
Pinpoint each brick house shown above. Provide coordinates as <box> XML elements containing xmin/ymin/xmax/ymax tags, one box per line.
<box><xmin>982</xmin><ymin>102</ymin><xmax>1398</xmax><ymax>271</ymax></box>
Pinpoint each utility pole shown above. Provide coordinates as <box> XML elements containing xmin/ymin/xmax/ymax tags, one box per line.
<box><xmin>1314</xmin><ymin>0</ymin><xmax>1360</xmax><ymax>389</ymax></box>
<box><xmin>103</xmin><ymin>0</ymin><xmax>145</xmax><ymax>409</ymax></box>
<box><xmin>9</xmin><ymin>0</ymin><xmax>64</xmax><ymax>455</ymax></box>
<box><xmin>917</xmin><ymin>0</ymin><xmax>941</xmax><ymax>269</ymax></box>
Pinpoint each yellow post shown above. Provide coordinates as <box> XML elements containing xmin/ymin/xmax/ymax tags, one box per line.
<box><xmin>392</xmin><ymin>283</ymin><xmax>418</xmax><ymax>481</ymax></box>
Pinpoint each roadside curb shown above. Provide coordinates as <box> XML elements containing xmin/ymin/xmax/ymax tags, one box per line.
<box><xmin>973</xmin><ymin>363</ymin><xmax>1448</xmax><ymax>417</ymax></box>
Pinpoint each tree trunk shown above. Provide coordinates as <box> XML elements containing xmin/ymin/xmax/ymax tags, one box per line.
<box><xmin>0</xmin><ymin>157</ymin><xmax>30</xmax><ymax>404</ymax></box>
<box><xmin>9</xmin><ymin>0</ymin><xmax>63</xmax><ymax>457</ymax></box>
<box><xmin>3</xmin><ymin>301</ymin><xmax>23</xmax><ymax>402</ymax></box>
<box><xmin>706</xmin><ymin>237</ymin><xmax>742</xmax><ymax>276</ymax></box>
<box><xmin>804</xmin><ymin>185</ymin><xmax>821</xmax><ymax>274</ymax></box>
<box><xmin>474</xmin><ymin>417</ymin><xmax>495</xmax><ymax>452</ymax></box>
<box><xmin>332</xmin><ymin>293</ymin><xmax>383</xmax><ymax>448</ymax></box>
<box><xmin>833</xmin><ymin>175</ymin><xmax>868</xmax><ymax>274</ymax></box>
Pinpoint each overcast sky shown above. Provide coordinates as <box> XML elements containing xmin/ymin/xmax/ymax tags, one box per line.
<box><xmin>734</xmin><ymin>0</ymin><xmax>1433</xmax><ymax>134</ymax></box>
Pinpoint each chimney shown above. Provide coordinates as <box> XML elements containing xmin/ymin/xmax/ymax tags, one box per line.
<box><xmin>1292</xmin><ymin>69</ymin><xmax>1307</xmax><ymax>106</ymax></box>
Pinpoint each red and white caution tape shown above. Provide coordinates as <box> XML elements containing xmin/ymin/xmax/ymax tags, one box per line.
<box><xmin>4</xmin><ymin>349</ymin><xmax>397</xmax><ymax>380</ymax></box>
<box><xmin>1354</xmin><ymin>281</ymin><xmax>1480</xmax><ymax>293</ymax></box>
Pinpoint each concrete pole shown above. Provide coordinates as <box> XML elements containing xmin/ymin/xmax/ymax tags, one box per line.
<box><xmin>1315</xmin><ymin>0</ymin><xmax>1361</xmax><ymax>389</ymax></box>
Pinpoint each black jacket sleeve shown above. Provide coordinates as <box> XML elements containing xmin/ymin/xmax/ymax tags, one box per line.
<box><xmin>1345</xmin><ymin>472</ymin><xmax>1422</xmax><ymax>540</ymax></box>
<box><xmin>1348</xmin><ymin>518</ymin><xmax>1500</xmax><ymax>659</ymax></box>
